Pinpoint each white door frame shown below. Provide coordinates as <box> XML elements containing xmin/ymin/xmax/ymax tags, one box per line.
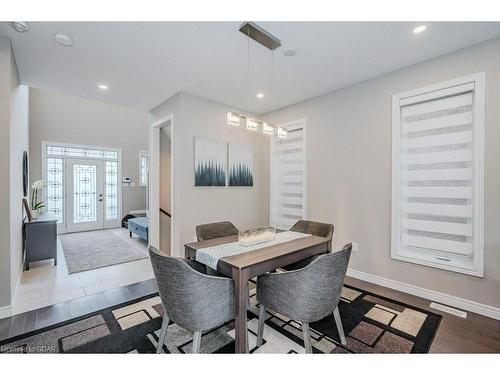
<box><xmin>149</xmin><ymin>114</ymin><xmax>177</xmax><ymax>256</ymax></box>
<box><xmin>41</xmin><ymin>141</ymin><xmax>123</xmax><ymax>234</ymax></box>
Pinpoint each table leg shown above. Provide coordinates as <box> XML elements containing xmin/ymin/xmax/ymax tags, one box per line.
<box><xmin>233</xmin><ymin>268</ymin><xmax>249</xmax><ymax>353</ymax></box>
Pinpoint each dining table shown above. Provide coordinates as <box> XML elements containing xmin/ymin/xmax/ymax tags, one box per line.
<box><xmin>184</xmin><ymin>232</ymin><xmax>330</xmax><ymax>353</ymax></box>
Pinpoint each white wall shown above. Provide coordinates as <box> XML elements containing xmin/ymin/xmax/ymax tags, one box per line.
<box><xmin>150</xmin><ymin>92</ymin><xmax>270</xmax><ymax>256</ymax></box>
<box><xmin>29</xmin><ymin>88</ymin><xmax>150</xmax><ymax>218</ymax></box>
<box><xmin>266</xmin><ymin>37</ymin><xmax>500</xmax><ymax>310</ymax></box>
<box><xmin>0</xmin><ymin>37</ymin><xmax>29</xmax><ymax>315</ymax></box>
<box><xmin>9</xmin><ymin>59</ymin><xmax>29</xmax><ymax>300</ymax></box>
<box><xmin>0</xmin><ymin>37</ymin><xmax>13</xmax><ymax>312</ymax></box>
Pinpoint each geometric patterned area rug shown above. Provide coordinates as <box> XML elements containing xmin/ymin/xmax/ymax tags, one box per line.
<box><xmin>0</xmin><ymin>284</ymin><xmax>441</xmax><ymax>354</ymax></box>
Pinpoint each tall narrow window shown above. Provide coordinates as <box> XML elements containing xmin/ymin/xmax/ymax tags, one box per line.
<box><xmin>105</xmin><ymin>161</ymin><xmax>118</xmax><ymax>220</ymax></box>
<box><xmin>46</xmin><ymin>157</ymin><xmax>64</xmax><ymax>223</ymax></box>
<box><xmin>391</xmin><ymin>73</ymin><xmax>485</xmax><ymax>276</ymax></box>
<box><xmin>270</xmin><ymin>120</ymin><xmax>306</xmax><ymax>230</ymax></box>
<box><xmin>139</xmin><ymin>151</ymin><xmax>149</xmax><ymax>187</ymax></box>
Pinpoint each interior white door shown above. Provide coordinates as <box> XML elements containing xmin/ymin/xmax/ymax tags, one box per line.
<box><xmin>65</xmin><ymin>158</ymin><xmax>105</xmax><ymax>233</ymax></box>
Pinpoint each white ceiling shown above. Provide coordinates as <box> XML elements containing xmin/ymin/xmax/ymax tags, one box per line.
<box><xmin>1</xmin><ymin>22</ymin><xmax>500</xmax><ymax>114</ymax></box>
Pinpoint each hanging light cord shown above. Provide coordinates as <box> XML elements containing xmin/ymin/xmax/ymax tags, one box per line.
<box><xmin>247</xmin><ymin>27</ymin><xmax>250</xmax><ymax>120</ymax></box>
<box><xmin>271</xmin><ymin>48</ymin><xmax>275</xmax><ymax>126</ymax></box>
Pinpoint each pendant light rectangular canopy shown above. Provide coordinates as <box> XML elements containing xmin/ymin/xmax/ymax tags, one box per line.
<box><xmin>239</xmin><ymin>22</ymin><xmax>281</xmax><ymax>51</ymax></box>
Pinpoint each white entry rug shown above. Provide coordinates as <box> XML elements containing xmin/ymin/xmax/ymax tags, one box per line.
<box><xmin>60</xmin><ymin>230</ymin><xmax>148</xmax><ymax>274</ymax></box>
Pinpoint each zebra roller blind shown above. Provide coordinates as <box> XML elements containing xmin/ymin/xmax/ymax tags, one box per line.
<box><xmin>271</xmin><ymin>121</ymin><xmax>306</xmax><ymax>230</ymax></box>
<box><xmin>392</xmin><ymin>74</ymin><xmax>484</xmax><ymax>276</ymax></box>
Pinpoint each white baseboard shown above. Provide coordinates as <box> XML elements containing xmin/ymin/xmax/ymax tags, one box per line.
<box><xmin>347</xmin><ymin>268</ymin><xmax>500</xmax><ymax>321</ymax></box>
<box><xmin>0</xmin><ymin>305</ymin><xmax>12</xmax><ymax>319</ymax></box>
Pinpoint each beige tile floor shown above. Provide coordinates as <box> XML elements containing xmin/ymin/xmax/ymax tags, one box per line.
<box><xmin>12</xmin><ymin>228</ymin><xmax>154</xmax><ymax>315</ymax></box>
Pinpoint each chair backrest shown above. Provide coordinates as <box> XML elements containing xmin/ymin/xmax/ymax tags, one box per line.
<box><xmin>148</xmin><ymin>246</ymin><xmax>234</xmax><ymax>331</ymax></box>
<box><xmin>302</xmin><ymin>243</ymin><xmax>351</xmax><ymax>321</ymax></box>
<box><xmin>290</xmin><ymin>220</ymin><xmax>334</xmax><ymax>250</ymax></box>
<box><xmin>196</xmin><ymin>221</ymin><xmax>239</xmax><ymax>241</ymax></box>
<box><xmin>276</xmin><ymin>243</ymin><xmax>352</xmax><ymax>322</ymax></box>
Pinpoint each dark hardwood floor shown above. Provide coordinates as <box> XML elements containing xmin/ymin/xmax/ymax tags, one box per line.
<box><xmin>1</xmin><ymin>276</ymin><xmax>499</xmax><ymax>353</ymax></box>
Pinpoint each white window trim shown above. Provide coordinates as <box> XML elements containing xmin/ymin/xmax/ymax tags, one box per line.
<box><xmin>139</xmin><ymin>150</ymin><xmax>149</xmax><ymax>187</ymax></box>
<box><xmin>270</xmin><ymin>118</ymin><xmax>307</xmax><ymax>229</ymax></box>
<box><xmin>41</xmin><ymin>141</ymin><xmax>123</xmax><ymax>233</ymax></box>
<box><xmin>391</xmin><ymin>72</ymin><xmax>485</xmax><ymax>277</ymax></box>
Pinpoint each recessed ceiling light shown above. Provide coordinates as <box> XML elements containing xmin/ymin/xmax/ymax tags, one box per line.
<box><xmin>256</xmin><ymin>93</ymin><xmax>264</xmax><ymax>98</ymax></box>
<box><xmin>9</xmin><ymin>22</ymin><xmax>30</xmax><ymax>33</ymax></box>
<box><xmin>283</xmin><ymin>48</ymin><xmax>297</xmax><ymax>57</ymax></box>
<box><xmin>413</xmin><ymin>25</ymin><xmax>427</xmax><ymax>34</ymax></box>
<box><xmin>54</xmin><ymin>33</ymin><xmax>73</xmax><ymax>46</ymax></box>
<box><xmin>98</xmin><ymin>84</ymin><xmax>108</xmax><ymax>90</ymax></box>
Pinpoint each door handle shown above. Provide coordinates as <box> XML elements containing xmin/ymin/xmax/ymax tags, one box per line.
<box><xmin>98</xmin><ymin>199</ymin><xmax>103</xmax><ymax>202</ymax></box>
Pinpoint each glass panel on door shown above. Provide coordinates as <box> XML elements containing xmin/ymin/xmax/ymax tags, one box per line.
<box><xmin>66</xmin><ymin>159</ymin><xmax>104</xmax><ymax>233</ymax></box>
<box><xmin>73</xmin><ymin>164</ymin><xmax>97</xmax><ymax>223</ymax></box>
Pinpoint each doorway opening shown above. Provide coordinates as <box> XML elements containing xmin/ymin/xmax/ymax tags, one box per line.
<box><xmin>150</xmin><ymin>114</ymin><xmax>175</xmax><ymax>256</ymax></box>
<box><xmin>159</xmin><ymin>125</ymin><xmax>172</xmax><ymax>254</ymax></box>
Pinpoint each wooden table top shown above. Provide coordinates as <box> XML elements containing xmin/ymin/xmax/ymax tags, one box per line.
<box><xmin>184</xmin><ymin>234</ymin><xmax>329</xmax><ymax>270</ymax></box>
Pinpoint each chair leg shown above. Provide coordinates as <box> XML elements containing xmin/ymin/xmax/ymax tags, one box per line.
<box><xmin>192</xmin><ymin>330</ymin><xmax>202</xmax><ymax>354</ymax></box>
<box><xmin>302</xmin><ymin>322</ymin><xmax>313</xmax><ymax>354</ymax></box>
<box><xmin>156</xmin><ymin>313</ymin><xmax>169</xmax><ymax>354</ymax></box>
<box><xmin>333</xmin><ymin>306</ymin><xmax>346</xmax><ymax>345</ymax></box>
<box><xmin>257</xmin><ymin>304</ymin><xmax>266</xmax><ymax>347</ymax></box>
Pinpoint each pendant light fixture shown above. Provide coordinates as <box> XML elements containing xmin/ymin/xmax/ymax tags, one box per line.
<box><xmin>247</xmin><ymin>118</ymin><xmax>259</xmax><ymax>131</ymax></box>
<box><xmin>227</xmin><ymin>111</ymin><xmax>241</xmax><ymax>126</ymax></box>
<box><xmin>226</xmin><ymin>22</ymin><xmax>286</xmax><ymax>138</ymax></box>
<box><xmin>262</xmin><ymin>122</ymin><xmax>275</xmax><ymax>135</ymax></box>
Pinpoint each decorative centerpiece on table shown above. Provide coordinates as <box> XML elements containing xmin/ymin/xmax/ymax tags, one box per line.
<box><xmin>238</xmin><ymin>227</ymin><xmax>276</xmax><ymax>247</ymax></box>
<box><xmin>30</xmin><ymin>179</ymin><xmax>47</xmax><ymax>220</ymax></box>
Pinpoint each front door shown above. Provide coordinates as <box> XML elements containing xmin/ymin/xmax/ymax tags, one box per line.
<box><xmin>65</xmin><ymin>158</ymin><xmax>105</xmax><ymax>232</ymax></box>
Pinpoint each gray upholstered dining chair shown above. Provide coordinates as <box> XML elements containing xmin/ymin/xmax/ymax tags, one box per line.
<box><xmin>149</xmin><ymin>246</ymin><xmax>235</xmax><ymax>353</ymax></box>
<box><xmin>196</xmin><ymin>221</ymin><xmax>239</xmax><ymax>241</ymax></box>
<box><xmin>195</xmin><ymin>221</ymin><xmax>240</xmax><ymax>276</ymax></box>
<box><xmin>283</xmin><ymin>220</ymin><xmax>335</xmax><ymax>271</ymax></box>
<box><xmin>291</xmin><ymin>220</ymin><xmax>334</xmax><ymax>250</ymax></box>
<box><xmin>256</xmin><ymin>243</ymin><xmax>352</xmax><ymax>353</ymax></box>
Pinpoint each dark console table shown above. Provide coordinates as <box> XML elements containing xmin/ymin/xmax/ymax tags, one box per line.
<box><xmin>23</xmin><ymin>212</ymin><xmax>58</xmax><ymax>270</ymax></box>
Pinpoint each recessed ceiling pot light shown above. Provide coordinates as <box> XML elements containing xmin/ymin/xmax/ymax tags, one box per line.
<box><xmin>98</xmin><ymin>84</ymin><xmax>108</xmax><ymax>90</ymax></box>
<box><xmin>9</xmin><ymin>22</ymin><xmax>30</xmax><ymax>33</ymax></box>
<box><xmin>283</xmin><ymin>48</ymin><xmax>297</xmax><ymax>57</ymax></box>
<box><xmin>54</xmin><ymin>33</ymin><xmax>73</xmax><ymax>46</ymax></box>
<box><xmin>256</xmin><ymin>93</ymin><xmax>264</xmax><ymax>98</ymax></box>
<box><xmin>413</xmin><ymin>25</ymin><xmax>427</xmax><ymax>34</ymax></box>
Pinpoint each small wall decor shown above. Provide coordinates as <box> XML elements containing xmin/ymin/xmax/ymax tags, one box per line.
<box><xmin>228</xmin><ymin>142</ymin><xmax>254</xmax><ymax>186</ymax></box>
<box><xmin>194</xmin><ymin>137</ymin><xmax>227</xmax><ymax>186</ymax></box>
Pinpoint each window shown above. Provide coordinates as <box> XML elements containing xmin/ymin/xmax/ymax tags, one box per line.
<box><xmin>139</xmin><ymin>151</ymin><xmax>149</xmax><ymax>187</ymax></box>
<box><xmin>47</xmin><ymin>145</ymin><xmax>118</xmax><ymax>160</ymax></box>
<box><xmin>46</xmin><ymin>157</ymin><xmax>64</xmax><ymax>223</ymax></box>
<box><xmin>105</xmin><ymin>161</ymin><xmax>119</xmax><ymax>220</ymax></box>
<box><xmin>391</xmin><ymin>73</ymin><xmax>485</xmax><ymax>276</ymax></box>
<box><xmin>270</xmin><ymin>120</ymin><xmax>306</xmax><ymax>230</ymax></box>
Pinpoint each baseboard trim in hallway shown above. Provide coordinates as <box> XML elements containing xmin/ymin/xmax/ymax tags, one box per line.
<box><xmin>0</xmin><ymin>305</ymin><xmax>12</xmax><ymax>320</ymax></box>
<box><xmin>347</xmin><ymin>268</ymin><xmax>500</xmax><ymax>321</ymax></box>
